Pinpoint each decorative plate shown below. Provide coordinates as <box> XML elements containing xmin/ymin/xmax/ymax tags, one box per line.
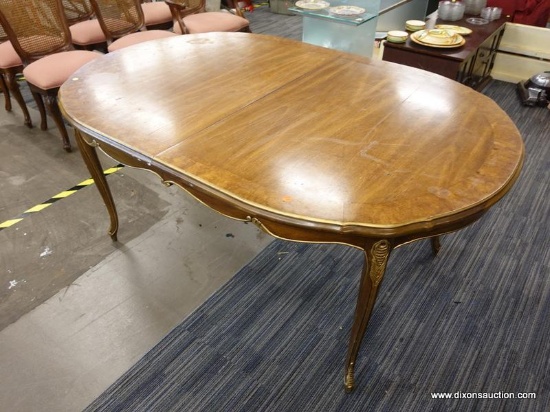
<box><xmin>328</xmin><ymin>5</ymin><xmax>365</xmax><ymax>16</ymax></box>
<box><xmin>295</xmin><ymin>0</ymin><xmax>330</xmax><ymax>10</ymax></box>
<box><xmin>434</xmin><ymin>24</ymin><xmax>473</xmax><ymax>35</ymax></box>
<box><xmin>411</xmin><ymin>30</ymin><xmax>465</xmax><ymax>48</ymax></box>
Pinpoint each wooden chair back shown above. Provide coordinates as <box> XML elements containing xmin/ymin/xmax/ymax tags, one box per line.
<box><xmin>0</xmin><ymin>0</ymin><xmax>74</xmax><ymax>65</ymax></box>
<box><xmin>170</xmin><ymin>0</ymin><xmax>206</xmax><ymax>16</ymax></box>
<box><xmin>0</xmin><ymin>19</ymin><xmax>7</xmax><ymax>41</ymax></box>
<box><xmin>165</xmin><ymin>0</ymin><xmax>246</xmax><ymax>35</ymax></box>
<box><xmin>63</xmin><ymin>0</ymin><xmax>94</xmax><ymax>25</ymax></box>
<box><xmin>89</xmin><ymin>0</ymin><xmax>145</xmax><ymax>41</ymax></box>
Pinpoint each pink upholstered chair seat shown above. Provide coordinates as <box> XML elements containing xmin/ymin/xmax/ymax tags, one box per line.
<box><xmin>174</xmin><ymin>12</ymin><xmax>250</xmax><ymax>34</ymax></box>
<box><xmin>23</xmin><ymin>50</ymin><xmax>101</xmax><ymax>90</ymax></box>
<box><xmin>69</xmin><ymin>18</ymin><xmax>107</xmax><ymax>46</ymax></box>
<box><xmin>108</xmin><ymin>30</ymin><xmax>177</xmax><ymax>52</ymax></box>
<box><xmin>0</xmin><ymin>41</ymin><xmax>22</xmax><ymax>68</ymax></box>
<box><xmin>0</xmin><ymin>0</ymin><xmax>102</xmax><ymax>151</ymax></box>
<box><xmin>142</xmin><ymin>2</ymin><xmax>172</xmax><ymax>26</ymax></box>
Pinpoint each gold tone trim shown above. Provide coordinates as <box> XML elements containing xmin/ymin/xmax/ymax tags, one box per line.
<box><xmin>60</xmin><ymin>120</ymin><xmax>524</xmax><ymax>238</ymax></box>
<box><xmin>83</xmin><ymin>137</ymin><xmax>99</xmax><ymax>147</ymax></box>
<box><xmin>247</xmin><ymin>216</ymin><xmax>269</xmax><ymax>233</ymax></box>
<box><xmin>345</xmin><ymin>364</ymin><xmax>355</xmax><ymax>392</ymax></box>
<box><xmin>369</xmin><ymin>240</ymin><xmax>390</xmax><ymax>287</ymax></box>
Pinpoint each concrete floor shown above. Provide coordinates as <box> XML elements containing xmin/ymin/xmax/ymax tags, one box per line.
<box><xmin>0</xmin><ymin>94</ymin><xmax>273</xmax><ymax>411</ymax></box>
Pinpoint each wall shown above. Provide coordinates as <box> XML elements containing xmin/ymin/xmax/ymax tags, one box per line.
<box><xmin>376</xmin><ymin>0</ymin><xmax>429</xmax><ymax>31</ymax></box>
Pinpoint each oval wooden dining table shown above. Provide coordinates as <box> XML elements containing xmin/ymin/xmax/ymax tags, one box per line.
<box><xmin>58</xmin><ymin>32</ymin><xmax>524</xmax><ymax>392</ymax></box>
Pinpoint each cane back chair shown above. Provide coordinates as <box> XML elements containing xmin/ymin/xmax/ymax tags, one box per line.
<box><xmin>165</xmin><ymin>0</ymin><xmax>250</xmax><ymax>35</ymax></box>
<box><xmin>63</xmin><ymin>0</ymin><xmax>94</xmax><ymax>24</ymax></box>
<box><xmin>63</xmin><ymin>0</ymin><xmax>107</xmax><ymax>51</ymax></box>
<box><xmin>89</xmin><ymin>0</ymin><xmax>177</xmax><ymax>53</ymax></box>
<box><xmin>0</xmin><ymin>0</ymin><xmax>102</xmax><ymax>151</ymax></box>
<box><xmin>141</xmin><ymin>0</ymin><xmax>173</xmax><ymax>30</ymax></box>
<box><xmin>0</xmin><ymin>22</ymin><xmax>32</xmax><ymax>127</ymax></box>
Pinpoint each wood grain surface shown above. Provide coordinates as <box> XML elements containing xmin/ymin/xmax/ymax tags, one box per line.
<box><xmin>59</xmin><ymin>32</ymin><xmax>524</xmax><ymax>240</ymax></box>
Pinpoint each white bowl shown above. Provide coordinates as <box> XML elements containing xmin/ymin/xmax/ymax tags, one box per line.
<box><xmin>387</xmin><ymin>30</ymin><xmax>409</xmax><ymax>43</ymax></box>
<box><xmin>405</xmin><ymin>19</ymin><xmax>426</xmax><ymax>30</ymax></box>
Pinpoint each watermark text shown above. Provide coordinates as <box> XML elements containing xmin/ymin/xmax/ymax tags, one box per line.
<box><xmin>431</xmin><ymin>391</ymin><xmax>536</xmax><ymax>400</ymax></box>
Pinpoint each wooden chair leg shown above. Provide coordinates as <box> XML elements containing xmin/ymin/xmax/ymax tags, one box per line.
<box><xmin>0</xmin><ymin>74</ymin><xmax>12</xmax><ymax>112</ymax></box>
<box><xmin>31</xmin><ymin>91</ymin><xmax>48</xmax><ymax>131</ymax></box>
<box><xmin>44</xmin><ymin>94</ymin><xmax>72</xmax><ymax>152</ymax></box>
<box><xmin>5</xmin><ymin>71</ymin><xmax>32</xmax><ymax>128</ymax></box>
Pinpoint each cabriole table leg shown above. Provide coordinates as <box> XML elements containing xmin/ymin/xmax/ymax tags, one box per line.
<box><xmin>431</xmin><ymin>236</ymin><xmax>441</xmax><ymax>256</ymax></box>
<box><xmin>344</xmin><ymin>239</ymin><xmax>392</xmax><ymax>392</ymax></box>
<box><xmin>75</xmin><ymin>129</ymin><xmax>119</xmax><ymax>241</ymax></box>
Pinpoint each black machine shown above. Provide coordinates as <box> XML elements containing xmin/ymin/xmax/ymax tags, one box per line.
<box><xmin>517</xmin><ymin>71</ymin><xmax>550</xmax><ymax>107</ymax></box>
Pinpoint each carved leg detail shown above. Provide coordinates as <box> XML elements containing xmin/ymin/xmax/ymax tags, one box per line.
<box><xmin>431</xmin><ymin>236</ymin><xmax>441</xmax><ymax>256</ymax></box>
<box><xmin>44</xmin><ymin>95</ymin><xmax>71</xmax><ymax>151</ymax></box>
<box><xmin>1</xmin><ymin>74</ymin><xmax>11</xmax><ymax>112</ymax></box>
<box><xmin>344</xmin><ymin>239</ymin><xmax>392</xmax><ymax>392</ymax></box>
<box><xmin>31</xmin><ymin>91</ymin><xmax>47</xmax><ymax>131</ymax></box>
<box><xmin>5</xmin><ymin>72</ymin><xmax>32</xmax><ymax>128</ymax></box>
<box><xmin>75</xmin><ymin>130</ymin><xmax>119</xmax><ymax>241</ymax></box>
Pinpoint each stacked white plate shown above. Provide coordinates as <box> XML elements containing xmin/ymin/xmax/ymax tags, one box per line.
<box><xmin>434</xmin><ymin>24</ymin><xmax>473</xmax><ymax>35</ymax></box>
<box><xmin>410</xmin><ymin>29</ymin><xmax>465</xmax><ymax>48</ymax></box>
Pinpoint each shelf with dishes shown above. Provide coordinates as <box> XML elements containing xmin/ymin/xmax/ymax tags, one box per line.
<box><xmin>382</xmin><ymin>10</ymin><xmax>509</xmax><ymax>89</ymax></box>
<box><xmin>384</xmin><ymin>20</ymin><xmax>472</xmax><ymax>48</ymax></box>
<box><xmin>289</xmin><ymin>1</ymin><xmax>377</xmax><ymax>25</ymax></box>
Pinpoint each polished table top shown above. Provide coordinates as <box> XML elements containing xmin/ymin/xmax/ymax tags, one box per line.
<box><xmin>58</xmin><ymin>32</ymin><xmax>524</xmax><ymax>390</ymax></box>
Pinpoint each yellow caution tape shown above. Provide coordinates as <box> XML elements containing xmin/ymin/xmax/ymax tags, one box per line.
<box><xmin>0</xmin><ymin>164</ymin><xmax>124</xmax><ymax>231</ymax></box>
